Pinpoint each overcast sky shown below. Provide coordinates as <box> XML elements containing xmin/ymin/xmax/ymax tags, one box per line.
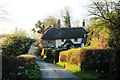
<box><xmin>0</xmin><ymin>0</ymin><xmax>91</xmax><ymax>35</ymax></box>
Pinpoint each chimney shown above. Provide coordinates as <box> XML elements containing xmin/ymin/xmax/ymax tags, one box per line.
<box><xmin>42</xmin><ymin>24</ymin><xmax>45</xmax><ymax>35</ymax></box>
<box><xmin>57</xmin><ymin>19</ymin><xmax>61</xmax><ymax>29</ymax></box>
<box><xmin>83</xmin><ymin>19</ymin><xmax>85</xmax><ymax>29</ymax></box>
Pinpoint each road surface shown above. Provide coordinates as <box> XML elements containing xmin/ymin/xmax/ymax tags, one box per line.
<box><xmin>28</xmin><ymin>42</ymin><xmax>82</xmax><ymax>80</ymax></box>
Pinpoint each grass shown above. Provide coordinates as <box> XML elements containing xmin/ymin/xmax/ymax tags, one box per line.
<box><xmin>55</xmin><ymin>62</ymin><xmax>109</xmax><ymax>80</ymax></box>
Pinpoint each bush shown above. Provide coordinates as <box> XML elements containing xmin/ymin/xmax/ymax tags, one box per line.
<box><xmin>2</xmin><ymin>54</ymin><xmax>36</xmax><ymax>79</ymax></box>
<box><xmin>59</xmin><ymin>47</ymin><xmax>91</xmax><ymax>65</ymax></box>
<box><xmin>2</xmin><ymin>56</ymin><xmax>26</xmax><ymax>78</ymax></box>
<box><xmin>41</xmin><ymin>48</ymin><xmax>68</xmax><ymax>63</ymax></box>
<box><xmin>17</xmin><ymin>54</ymin><xmax>36</xmax><ymax>64</ymax></box>
<box><xmin>82</xmin><ymin>49</ymin><xmax>120</xmax><ymax>80</ymax></box>
<box><xmin>1</xmin><ymin>34</ymin><xmax>35</xmax><ymax>57</ymax></box>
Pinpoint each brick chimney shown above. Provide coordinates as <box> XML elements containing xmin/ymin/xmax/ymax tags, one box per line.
<box><xmin>57</xmin><ymin>19</ymin><xmax>61</xmax><ymax>29</ymax></box>
<box><xmin>83</xmin><ymin>19</ymin><xmax>85</xmax><ymax>29</ymax></box>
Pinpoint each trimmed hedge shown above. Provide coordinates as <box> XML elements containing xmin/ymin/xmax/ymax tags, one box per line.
<box><xmin>82</xmin><ymin>49</ymin><xmax>120</xmax><ymax>80</ymax></box>
<box><xmin>41</xmin><ymin>48</ymin><xmax>68</xmax><ymax>63</ymax></box>
<box><xmin>59</xmin><ymin>47</ymin><xmax>90</xmax><ymax>65</ymax></box>
<box><xmin>59</xmin><ymin>48</ymin><xmax>120</xmax><ymax>79</ymax></box>
<box><xmin>2</xmin><ymin>54</ymin><xmax>36</xmax><ymax>79</ymax></box>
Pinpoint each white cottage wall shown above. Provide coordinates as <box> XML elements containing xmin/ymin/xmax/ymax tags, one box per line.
<box><xmin>56</xmin><ymin>39</ymin><xmax>61</xmax><ymax>48</ymax></box>
<box><xmin>55</xmin><ymin>38</ymin><xmax>83</xmax><ymax>48</ymax></box>
<box><xmin>81</xmin><ymin>43</ymin><xmax>84</xmax><ymax>48</ymax></box>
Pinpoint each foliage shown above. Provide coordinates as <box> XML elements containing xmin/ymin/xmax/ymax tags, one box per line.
<box><xmin>9</xmin><ymin>63</ymin><xmax>40</xmax><ymax>79</ymax></box>
<box><xmin>59</xmin><ymin>47</ymin><xmax>91</xmax><ymax>65</ymax></box>
<box><xmin>58</xmin><ymin>47</ymin><xmax>119</xmax><ymax>80</ymax></box>
<box><xmin>32</xmin><ymin>16</ymin><xmax>57</xmax><ymax>34</ymax></box>
<box><xmin>40</xmin><ymin>48</ymin><xmax>68</xmax><ymax>63</ymax></box>
<box><xmin>63</xmin><ymin>7</ymin><xmax>71</xmax><ymax>27</ymax></box>
<box><xmin>56</xmin><ymin>62</ymin><xmax>107</xmax><ymax>80</ymax></box>
<box><xmin>82</xmin><ymin>49</ymin><xmax>120</xmax><ymax>80</ymax></box>
<box><xmin>2</xmin><ymin>56</ymin><xmax>26</xmax><ymax>79</ymax></box>
<box><xmin>17</xmin><ymin>54</ymin><xmax>36</xmax><ymax>64</ymax></box>
<box><xmin>2</xmin><ymin>54</ymin><xmax>39</xmax><ymax>79</ymax></box>
<box><xmin>87</xmin><ymin>19</ymin><xmax>110</xmax><ymax>49</ymax></box>
<box><xmin>43</xmin><ymin>16</ymin><xmax>57</xmax><ymax>28</ymax></box>
<box><xmin>1</xmin><ymin>32</ymin><xmax>35</xmax><ymax>57</ymax></box>
<box><xmin>89</xmin><ymin>0</ymin><xmax>120</xmax><ymax>49</ymax></box>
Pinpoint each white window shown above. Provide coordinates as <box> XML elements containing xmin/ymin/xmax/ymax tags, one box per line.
<box><xmin>61</xmin><ymin>39</ymin><xmax>64</xmax><ymax>42</ymax></box>
<box><xmin>74</xmin><ymin>39</ymin><xmax>78</xmax><ymax>42</ymax></box>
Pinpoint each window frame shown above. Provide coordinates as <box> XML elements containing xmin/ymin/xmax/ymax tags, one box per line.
<box><xmin>74</xmin><ymin>38</ymin><xmax>78</xmax><ymax>42</ymax></box>
<box><xmin>61</xmin><ymin>39</ymin><xmax>64</xmax><ymax>42</ymax></box>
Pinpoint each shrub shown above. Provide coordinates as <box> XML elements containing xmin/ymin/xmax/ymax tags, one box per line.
<box><xmin>82</xmin><ymin>49</ymin><xmax>120</xmax><ymax>80</ymax></box>
<box><xmin>1</xmin><ymin>34</ymin><xmax>35</xmax><ymax>57</ymax></box>
<box><xmin>2</xmin><ymin>54</ymin><xmax>36</xmax><ymax>79</ymax></box>
<box><xmin>17</xmin><ymin>54</ymin><xmax>36</xmax><ymax>64</ymax></box>
<box><xmin>2</xmin><ymin>56</ymin><xmax>26</xmax><ymax>78</ymax></box>
<box><xmin>41</xmin><ymin>48</ymin><xmax>68</xmax><ymax>63</ymax></box>
<box><xmin>59</xmin><ymin>47</ymin><xmax>91</xmax><ymax>65</ymax></box>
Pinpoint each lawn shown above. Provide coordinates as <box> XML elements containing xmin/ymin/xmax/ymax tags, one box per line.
<box><xmin>55</xmin><ymin>62</ymin><xmax>109</xmax><ymax>80</ymax></box>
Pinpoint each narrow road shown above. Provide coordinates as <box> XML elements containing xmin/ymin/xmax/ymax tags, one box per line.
<box><xmin>28</xmin><ymin>42</ymin><xmax>82</xmax><ymax>80</ymax></box>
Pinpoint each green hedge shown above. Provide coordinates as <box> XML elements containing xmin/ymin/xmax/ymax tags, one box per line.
<box><xmin>59</xmin><ymin>47</ymin><xmax>90</xmax><ymax>65</ymax></box>
<box><xmin>59</xmin><ymin>48</ymin><xmax>120</xmax><ymax>79</ymax></box>
<box><xmin>41</xmin><ymin>48</ymin><xmax>68</xmax><ymax>63</ymax></box>
<box><xmin>1</xmin><ymin>35</ymin><xmax>35</xmax><ymax>57</ymax></box>
<box><xmin>2</xmin><ymin>54</ymin><xmax>38</xmax><ymax>79</ymax></box>
<box><xmin>82</xmin><ymin>49</ymin><xmax>120</xmax><ymax>79</ymax></box>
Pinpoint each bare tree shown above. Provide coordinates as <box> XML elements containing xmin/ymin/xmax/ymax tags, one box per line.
<box><xmin>0</xmin><ymin>7</ymin><xmax>8</xmax><ymax>21</ymax></box>
<box><xmin>89</xmin><ymin>0</ymin><xmax>120</xmax><ymax>27</ymax></box>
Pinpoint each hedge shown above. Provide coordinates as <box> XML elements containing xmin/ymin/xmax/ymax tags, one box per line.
<box><xmin>59</xmin><ymin>47</ymin><xmax>91</xmax><ymax>65</ymax></box>
<box><xmin>40</xmin><ymin>48</ymin><xmax>68</xmax><ymax>63</ymax></box>
<box><xmin>2</xmin><ymin>54</ymin><xmax>36</xmax><ymax>79</ymax></box>
<box><xmin>59</xmin><ymin>48</ymin><xmax>120</xmax><ymax>80</ymax></box>
<box><xmin>82</xmin><ymin>49</ymin><xmax>120</xmax><ymax>80</ymax></box>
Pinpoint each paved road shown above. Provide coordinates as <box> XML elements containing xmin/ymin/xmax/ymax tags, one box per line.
<box><xmin>28</xmin><ymin>42</ymin><xmax>37</xmax><ymax>56</ymax></box>
<box><xmin>28</xmin><ymin>42</ymin><xmax>82</xmax><ymax>80</ymax></box>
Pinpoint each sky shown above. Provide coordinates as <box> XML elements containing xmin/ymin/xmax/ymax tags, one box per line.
<box><xmin>0</xmin><ymin>0</ymin><xmax>91</xmax><ymax>35</ymax></box>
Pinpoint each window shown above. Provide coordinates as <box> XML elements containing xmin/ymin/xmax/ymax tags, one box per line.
<box><xmin>74</xmin><ymin>39</ymin><xmax>78</xmax><ymax>42</ymax></box>
<box><xmin>84</xmin><ymin>34</ymin><xmax>86</xmax><ymax>37</ymax></box>
<box><xmin>61</xmin><ymin>39</ymin><xmax>64</xmax><ymax>42</ymax></box>
<box><xmin>48</xmin><ymin>41</ymin><xmax>51</xmax><ymax>44</ymax></box>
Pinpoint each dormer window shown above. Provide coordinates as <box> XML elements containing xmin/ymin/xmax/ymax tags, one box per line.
<box><xmin>74</xmin><ymin>39</ymin><xmax>78</xmax><ymax>42</ymax></box>
<box><xmin>61</xmin><ymin>39</ymin><xmax>64</xmax><ymax>42</ymax></box>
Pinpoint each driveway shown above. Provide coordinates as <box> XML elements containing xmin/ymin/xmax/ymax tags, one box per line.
<box><xmin>28</xmin><ymin>42</ymin><xmax>82</xmax><ymax>80</ymax></box>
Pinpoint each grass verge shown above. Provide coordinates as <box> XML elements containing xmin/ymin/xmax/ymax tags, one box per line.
<box><xmin>55</xmin><ymin>62</ymin><xmax>109</xmax><ymax>80</ymax></box>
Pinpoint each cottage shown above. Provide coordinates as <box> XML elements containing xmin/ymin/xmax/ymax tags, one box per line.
<box><xmin>41</xmin><ymin>19</ymin><xmax>87</xmax><ymax>48</ymax></box>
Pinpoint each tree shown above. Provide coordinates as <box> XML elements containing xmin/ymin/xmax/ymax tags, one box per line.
<box><xmin>32</xmin><ymin>20</ymin><xmax>43</xmax><ymax>34</ymax></box>
<box><xmin>62</xmin><ymin>7</ymin><xmax>71</xmax><ymax>27</ymax></box>
<box><xmin>32</xmin><ymin>16</ymin><xmax>57</xmax><ymax>35</ymax></box>
<box><xmin>0</xmin><ymin>7</ymin><xmax>8</xmax><ymax>21</ymax></box>
<box><xmin>89</xmin><ymin>0</ymin><xmax>120</xmax><ymax>49</ymax></box>
<box><xmin>86</xmin><ymin>19</ymin><xmax>110</xmax><ymax>49</ymax></box>
<box><xmin>89</xmin><ymin>0</ymin><xmax>120</xmax><ymax>27</ymax></box>
<box><xmin>43</xmin><ymin>16</ymin><xmax>57</xmax><ymax>28</ymax></box>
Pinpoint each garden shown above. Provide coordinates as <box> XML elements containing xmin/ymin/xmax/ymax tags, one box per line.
<box><xmin>1</xmin><ymin>30</ymin><xmax>41</xmax><ymax>79</ymax></box>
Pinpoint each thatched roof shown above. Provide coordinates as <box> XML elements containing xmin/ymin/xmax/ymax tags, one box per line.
<box><xmin>41</xmin><ymin>27</ymin><xmax>86</xmax><ymax>40</ymax></box>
